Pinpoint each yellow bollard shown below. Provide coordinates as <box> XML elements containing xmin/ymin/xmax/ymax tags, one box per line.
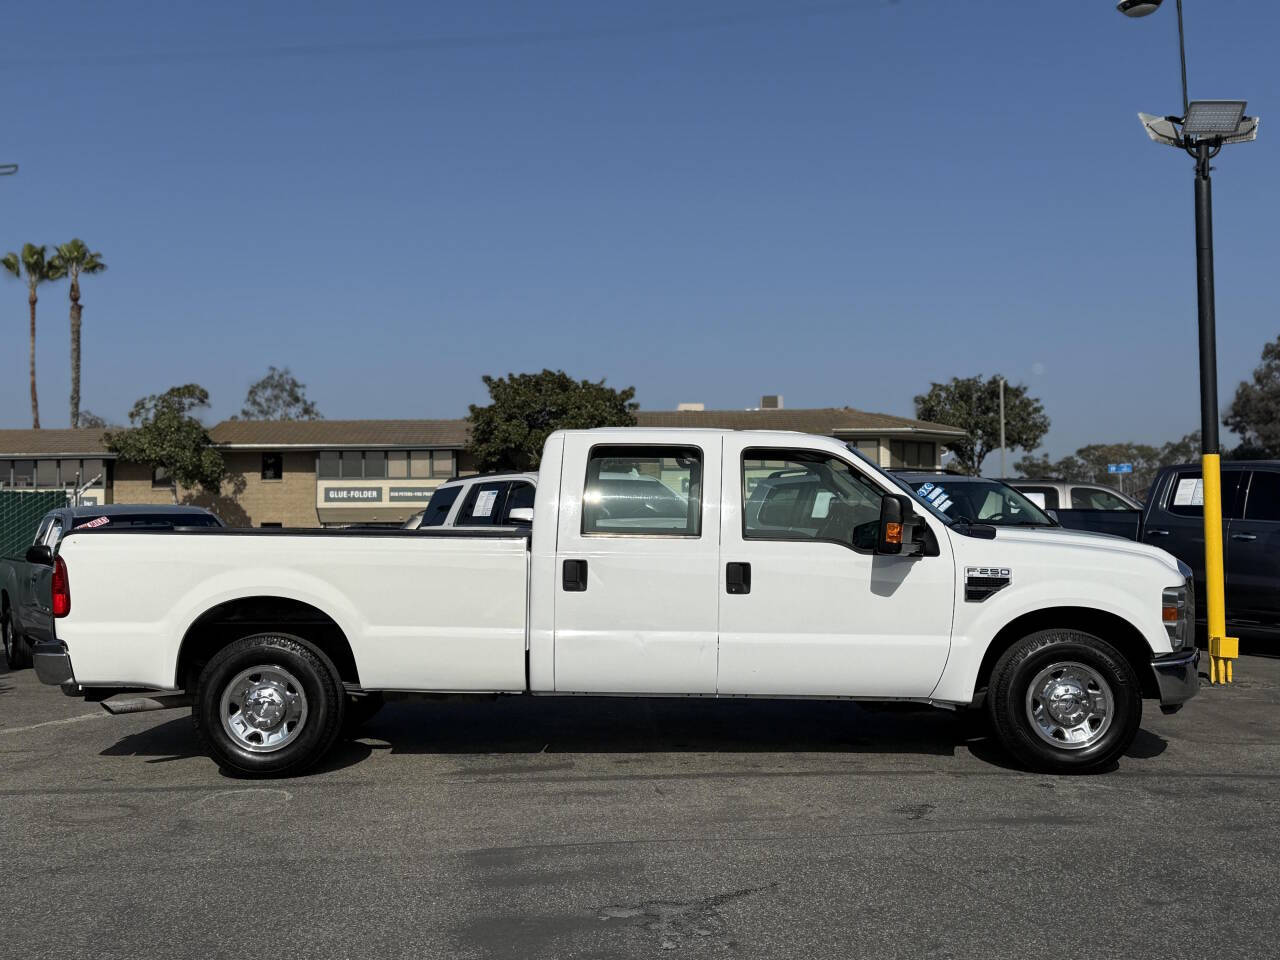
<box><xmin>1201</xmin><ymin>454</ymin><xmax>1238</xmax><ymax>684</ymax></box>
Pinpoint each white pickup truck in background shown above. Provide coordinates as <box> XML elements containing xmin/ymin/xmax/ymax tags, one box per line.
<box><xmin>33</xmin><ymin>428</ymin><xmax>1199</xmax><ymax>775</ymax></box>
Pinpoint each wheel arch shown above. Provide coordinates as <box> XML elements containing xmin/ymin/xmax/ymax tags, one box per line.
<box><xmin>175</xmin><ymin>595</ymin><xmax>360</xmax><ymax>693</ymax></box>
<box><xmin>971</xmin><ymin>606</ymin><xmax>1160</xmax><ymax>704</ymax></box>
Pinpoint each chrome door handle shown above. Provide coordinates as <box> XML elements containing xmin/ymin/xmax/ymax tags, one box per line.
<box><xmin>1146</xmin><ymin>529</ymin><xmax>1170</xmax><ymax>537</ymax></box>
<box><xmin>1231</xmin><ymin>532</ymin><xmax>1258</xmax><ymax>542</ymax></box>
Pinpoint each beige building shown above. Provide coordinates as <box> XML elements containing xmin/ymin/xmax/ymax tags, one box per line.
<box><xmin>0</xmin><ymin>405</ymin><xmax>963</xmax><ymax>528</ymax></box>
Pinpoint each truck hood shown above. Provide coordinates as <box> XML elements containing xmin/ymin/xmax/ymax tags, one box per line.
<box><xmin>982</xmin><ymin>524</ymin><xmax>1189</xmax><ymax>578</ymax></box>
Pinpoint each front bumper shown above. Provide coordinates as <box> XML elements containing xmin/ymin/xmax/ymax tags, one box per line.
<box><xmin>32</xmin><ymin>640</ymin><xmax>75</xmax><ymax>687</ymax></box>
<box><xmin>1151</xmin><ymin>647</ymin><xmax>1200</xmax><ymax>707</ymax></box>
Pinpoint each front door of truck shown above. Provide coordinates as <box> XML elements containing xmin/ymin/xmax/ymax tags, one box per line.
<box><xmin>717</xmin><ymin>439</ymin><xmax>954</xmax><ymax>697</ymax></box>
<box><xmin>553</xmin><ymin>438</ymin><xmax>720</xmax><ymax>694</ymax></box>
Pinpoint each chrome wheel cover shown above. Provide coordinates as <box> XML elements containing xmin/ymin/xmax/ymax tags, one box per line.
<box><xmin>219</xmin><ymin>665</ymin><xmax>308</xmax><ymax>753</ymax></box>
<box><xmin>1025</xmin><ymin>661</ymin><xmax>1113</xmax><ymax>751</ymax></box>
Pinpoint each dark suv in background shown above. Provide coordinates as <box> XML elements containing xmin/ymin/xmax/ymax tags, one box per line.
<box><xmin>1141</xmin><ymin>461</ymin><xmax>1280</xmax><ymax>639</ymax></box>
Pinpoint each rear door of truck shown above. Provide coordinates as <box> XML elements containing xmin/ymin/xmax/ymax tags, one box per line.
<box><xmin>551</xmin><ymin>434</ymin><xmax>720</xmax><ymax>693</ymax></box>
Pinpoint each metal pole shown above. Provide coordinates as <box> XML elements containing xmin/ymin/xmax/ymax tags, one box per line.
<box><xmin>1193</xmin><ymin>141</ymin><xmax>1235</xmax><ymax>683</ymax></box>
<box><xmin>999</xmin><ymin>377</ymin><xmax>1006</xmax><ymax>478</ymax></box>
<box><xmin>1176</xmin><ymin>0</ymin><xmax>1189</xmax><ymax>116</ymax></box>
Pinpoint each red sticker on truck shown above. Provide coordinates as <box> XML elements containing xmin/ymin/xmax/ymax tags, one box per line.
<box><xmin>74</xmin><ymin>516</ymin><xmax>110</xmax><ymax>530</ymax></box>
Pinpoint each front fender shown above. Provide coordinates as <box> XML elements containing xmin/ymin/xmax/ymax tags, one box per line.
<box><xmin>930</xmin><ymin>572</ymin><xmax>1169</xmax><ymax>704</ymax></box>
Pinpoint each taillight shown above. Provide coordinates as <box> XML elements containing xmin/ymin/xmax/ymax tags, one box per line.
<box><xmin>52</xmin><ymin>555</ymin><xmax>70</xmax><ymax>618</ymax></box>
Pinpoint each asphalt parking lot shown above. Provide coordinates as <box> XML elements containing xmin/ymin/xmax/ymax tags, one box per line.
<box><xmin>3</xmin><ymin>652</ymin><xmax>1278</xmax><ymax>960</ymax></box>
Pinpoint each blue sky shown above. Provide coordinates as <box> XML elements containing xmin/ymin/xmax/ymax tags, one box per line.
<box><xmin>1</xmin><ymin>1</ymin><xmax>1276</xmax><ymax>461</ymax></box>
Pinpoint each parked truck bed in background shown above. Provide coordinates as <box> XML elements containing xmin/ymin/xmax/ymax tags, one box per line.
<box><xmin>3</xmin><ymin>504</ymin><xmax>222</xmax><ymax>669</ymax></box>
<box><xmin>33</xmin><ymin>430</ymin><xmax>1199</xmax><ymax>776</ymax></box>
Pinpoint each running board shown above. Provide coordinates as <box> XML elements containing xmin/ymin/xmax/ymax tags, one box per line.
<box><xmin>100</xmin><ymin>692</ymin><xmax>192</xmax><ymax>715</ymax></box>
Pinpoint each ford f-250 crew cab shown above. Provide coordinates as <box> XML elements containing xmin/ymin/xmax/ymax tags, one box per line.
<box><xmin>32</xmin><ymin>428</ymin><xmax>1199</xmax><ymax>776</ymax></box>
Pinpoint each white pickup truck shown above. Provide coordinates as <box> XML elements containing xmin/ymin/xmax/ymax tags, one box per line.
<box><xmin>33</xmin><ymin>428</ymin><xmax>1199</xmax><ymax>775</ymax></box>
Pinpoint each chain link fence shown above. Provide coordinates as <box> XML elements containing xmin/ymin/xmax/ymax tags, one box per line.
<box><xmin>0</xmin><ymin>490</ymin><xmax>70</xmax><ymax>556</ymax></box>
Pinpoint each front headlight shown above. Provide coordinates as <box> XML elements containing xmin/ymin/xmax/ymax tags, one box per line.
<box><xmin>1162</xmin><ymin>581</ymin><xmax>1193</xmax><ymax>650</ymax></box>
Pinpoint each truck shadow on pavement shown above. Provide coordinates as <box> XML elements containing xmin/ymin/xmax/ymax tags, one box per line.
<box><xmin>99</xmin><ymin>694</ymin><xmax>1167</xmax><ymax>775</ymax></box>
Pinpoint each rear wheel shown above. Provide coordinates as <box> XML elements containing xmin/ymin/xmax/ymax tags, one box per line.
<box><xmin>193</xmin><ymin>633</ymin><xmax>345</xmax><ymax>776</ymax></box>
<box><xmin>987</xmin><ymin>629</ymin><xmax>1142</xmax><ymax>773</ymax></box>
<box><xmin>2</xmin><ymin>612</ymin><xmax>31</xmax><ymax>670</ymax></box>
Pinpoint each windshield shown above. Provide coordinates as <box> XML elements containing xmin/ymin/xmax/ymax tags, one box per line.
<box><xmin>906</xmin><ymin>477</ymin><xmax>1055</xmax><ymax>527</ymax></box>
<box><xmin>845</xmin><ymin>444</ymin><xmax>955</xmax><ymax>525</ymax></box>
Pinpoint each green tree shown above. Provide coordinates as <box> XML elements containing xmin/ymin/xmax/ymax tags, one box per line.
<box><xmin>106</xmin><ymin>384</ymin><xmax>225</xmax><ymax>503</ymax></box>
<box><xmin>914</xmin><ymin>375</ymin><xmax>1049</xmax><ymax>475</ymax></box>
<box><xmin>468</xmin><ymin>370</ymin><xmax>638</xmax><ymax>471</ymax></box>
<box><xmin>48</xmin><ymin>239</ymin><xmax>107</xmax><ymax>428</ymax></box>
<box><xmin>77</xmin><ymin>409</ymin><xmax>109</xmax><ymax>429</ymax></box>
<box><xmin>236</xmin><ymin>365</ymin><xmax>323</xmax><ymax>420</ymax></box>
<box><xmin>1224</xmin><ymin>335</ymin><xmax>1280</xmax><ymax>458</ymax></box>
<box><xmin>2</xmin><ymin>243</ymin><xmax>55</xmax><ymax>428</ymax></box>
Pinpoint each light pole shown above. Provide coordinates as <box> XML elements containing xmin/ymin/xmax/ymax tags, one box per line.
<box><xmin>1118</xmin><ymin>0</ymin><xmax>1259</xmax><ymax>684</ymax></box>
<box><xmin>997</xmin><ymin>376</ymin><xmax>1006</xmax><ymax>478</ymax></box>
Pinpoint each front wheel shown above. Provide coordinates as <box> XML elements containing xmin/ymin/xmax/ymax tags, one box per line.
<box><xmin>987</xmin><ymin>629</ymin><xmax>1142</xmax><ymax>773</ymax></box>
<box><xmin>3</xmin><ymin>613</ymin><xmax>31</xmax><ymax>670</ymax></box>
<box><xmin>193</xmin><ymin>633</ymin><xmax>346</xmax><ymax>776</ymax></box>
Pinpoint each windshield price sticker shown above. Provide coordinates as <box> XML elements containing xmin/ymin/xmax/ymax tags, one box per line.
<box><xmin>474</xmin><ymin>489</ymin><xmax>498</xmax><ymax>517</ymax></box>
<box><xmin>917</xmin><ymin>482</ymin><xmax>954</xmax><ymax>514</ymax></box>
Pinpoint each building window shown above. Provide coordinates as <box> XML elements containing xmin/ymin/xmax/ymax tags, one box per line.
<box><xmin>889</xmin><ymin>440</ymin><xmax>936</xmax><ymax>470</ymax></box>
<box><xmin>408</xmin><ymin>450</ymin><xmax>431</xmax><ymax>479</ymax></box>
<box><xmin>318</xmin><ymin>451</ymin><xmax>340</xmax><ymax>479</ymax></box>
<box><xmin>11</xmin><ymin>460</ymin><xmax>34</xmax><ymax>487</ymax></box>
<box><xmin>851</xmin><ymin>438</ymin><xmax>880</xmax><ymax>465</ymax></box>
<box><xmin>432</xmin><ymin>450</ymin><xmax>454</xmax><ymax>478</ymax></box>
<box><xmin>36</xmin><ymin>460</ymin><xmax>58</xmax><ymax>487</ymax></box>
<box><xmin>152</xmin><ymin>465</ymin><xmax>172</xmax><ymax>487</ymax></box>
<box><xmin>364</xmin><ymin>451</ymin><xmax>387</xmax><ymax>479</ymax></box>
<box><xmin>340</xmin><ymin>451</ymin><xmax>363</xmax><ymax>479</ymax></box>
<box><xmin>261</xmin><ymin>453</ymin><xmax>283</xmax><ymax>481</ymax></box>
<box><xmin>388</xmin><ymin>451</ymin><xmax>408</xmax><ymax>479</ymax></box>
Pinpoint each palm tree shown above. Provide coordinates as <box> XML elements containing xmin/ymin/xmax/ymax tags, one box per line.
<box><xmin>49</xmin><ymin>240</ymin><xmax>106</xmax><ymax>428</ymax></box>
<box><xmin>2</xmin><ymin>243</ymin><xmax>53</xmax><ymax>428</ymax></box>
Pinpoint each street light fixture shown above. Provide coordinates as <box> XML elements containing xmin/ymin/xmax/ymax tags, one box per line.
<box><xmin>0</xmin><ymin>164</ymin><xmax>17</xmax><ymax>177</ymax></box>
<box><xmin>1120</xmin><ymin>0</ymin><xmax>1259</xmax><ymax>685</ymax></box>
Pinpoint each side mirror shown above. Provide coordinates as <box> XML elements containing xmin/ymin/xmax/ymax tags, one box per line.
<box><xmin>876</xmin><ymin>494</ymin><xmax>915</xmax><ymax>555</ymax></box>
<box><xmin>25</xmin><ymin>544</ymin><xmax>53</xmax><ymax>566</ymax></box>
<box><xmin>507</xmin><ymin>507</ymin><xmax>533</xmax><ymax>525</ymax></box>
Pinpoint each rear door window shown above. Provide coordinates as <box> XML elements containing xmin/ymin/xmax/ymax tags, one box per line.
<box><xmin>1242</xmin><ymin>471</ymin><xmax>1280</xmax><ymax>522</ymax></box>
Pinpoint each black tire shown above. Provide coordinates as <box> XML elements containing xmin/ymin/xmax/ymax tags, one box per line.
<box><xmin>193</xmin><ymin>633</ymin><xmax>346</xmax><ymax>777</ymax></box>
<box><xmin>342</xmin><ymin>693</ymin><xmax>385</xmax><ymax>737</ymax></box>
<box><xmin>3</xmin><ymin>610</ymin><xmax>32</xmax><ymax>670</ymax></box>
<box><xmin>987</xmin><ymin>628</ymin><xmax>1142</xmax><ymax>773</ymax></box>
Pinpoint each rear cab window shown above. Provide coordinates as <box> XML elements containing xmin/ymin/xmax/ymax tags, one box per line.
<box><xmin>419</xmin><ymin>485</ymin><xmax>462</xmax><ymax>527</ymax></box>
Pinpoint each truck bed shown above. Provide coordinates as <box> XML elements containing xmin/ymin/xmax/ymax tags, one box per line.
<box><xmin>55</xmin><ymin>527</ymin><xmax>531</xmax><ymax>693</ymax></box>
